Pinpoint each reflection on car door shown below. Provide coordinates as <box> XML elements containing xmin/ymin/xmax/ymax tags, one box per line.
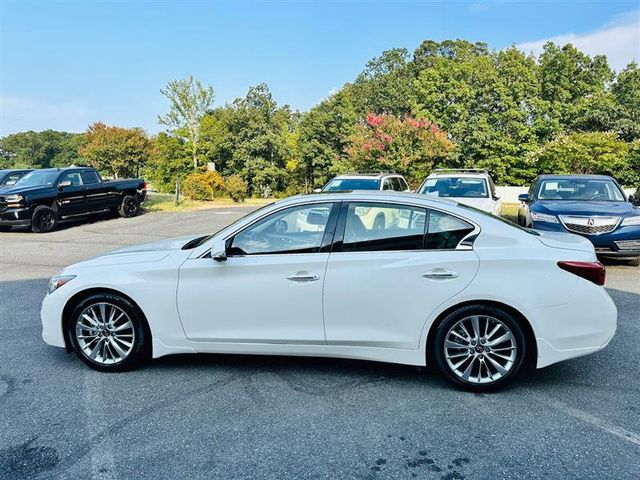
<box><xmin>177</xmin><ymin>202</ymin><xmax>339</xmax><ymax>343</ymax></box>
<box><xmin>323</xmin><ymin>202</ymin><xmax>480</xmax><ymax>349</ymax></box>
<box><xmin>57</xmin><ymin>171</ymin><xmax>87</xmax><ymax>216</ymax></box>
<box><xmin>82</xmin><ymin>170</ymin><xmax>110</xmax><ymax>212</ymax></box>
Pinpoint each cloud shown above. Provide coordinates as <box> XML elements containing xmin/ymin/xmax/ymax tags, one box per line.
<box><xmin>0</xmin><ymin>95</ymin><xmax>91</xmax><ymax>135</ymax></box>
<box><xmin>517</xmin><ymin>10</ymin><xmax>640</xmax><ymax>71</ymax></box>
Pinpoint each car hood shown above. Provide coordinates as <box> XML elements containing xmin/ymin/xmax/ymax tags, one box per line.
<box><xmin>70</xmin><ymin>234</ymin><xmax>204</xmax><ymax>268</ymax></box>
<box><xmin>534</xmin><ymin>200</ymin><xmax>636</xmax><ymax>217</ymax></box>
<box><xmin>535</xmin><ymin>230</ymin><xmax>596</xmax><ymax>254</ymax></box>
<box><xmin>0</xmin><ymin>185</ymin><xmax>54</xmax><ymax>196</ymax></box>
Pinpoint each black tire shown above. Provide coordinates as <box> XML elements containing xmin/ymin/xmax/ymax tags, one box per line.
<box><xmin>31</xmin><ymin>205</ymin><xmax>58</xmax><ymax>233</ymax></box>
<box><xmin>118</xmin><ymin>195</ymin><xmax>140</xmax><ymax>218</ymax></box>
<box><xmin>68</xmin><ymin>293</ymin><xmax>149</xmax><ymax>372</ymax></box>
<box><xmin>432</xmin><ymin>304</ymin><xmax>527</xmax><ymax>392</ymax></box>
<box><xmin>629</xmin><ymin>257</ymin><xmax>640</xmax><ymax>267</ymax></box>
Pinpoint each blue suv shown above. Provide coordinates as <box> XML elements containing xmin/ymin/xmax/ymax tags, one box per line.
<box><xmin>518</xmin><ymin>175</ymin><xmax>640</xmax><ymax>266</ymax></box>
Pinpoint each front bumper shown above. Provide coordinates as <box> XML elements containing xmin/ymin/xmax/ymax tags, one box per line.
<box><xmin>41</xmin><ymin>288</ymin><xmax>68</xmax><ymax>348</ymax></box>
<box><xmin>0</xmin><ymin>207</ymin><xmax>32</xmax><ymax>227</ymax></box>
<box><xmin>532</xmin><ymin>220</ymin><xmax>640</xmax><ymax>259</ymax></box>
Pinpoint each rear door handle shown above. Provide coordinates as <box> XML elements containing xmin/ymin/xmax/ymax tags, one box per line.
<box><xmin>286</xmin><ymin>272</ymin><xmax>320</xmax><ymax>282</ymax></box>
<box><xmin>422</xmin><ymin>269</ymin><xmax>458</xmax><ymax>279</ymax></box>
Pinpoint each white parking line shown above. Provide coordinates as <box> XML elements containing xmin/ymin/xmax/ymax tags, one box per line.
<box><xmin>546</xmin><ymin>397</ymin><xmax>640</xmax><ymax>447</ymax></box>
<box><xmin>84</xmin><ymin>370</ymin><xmax>118</xmax><ymax>479</ymax></box>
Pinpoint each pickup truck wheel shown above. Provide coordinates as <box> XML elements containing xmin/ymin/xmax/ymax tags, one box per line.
<box><xmin>119</xmin><ymin>195</ymin><xmax>140</xmax><ymax>218</ymax></box>
<box><xmin>31</xmin><ymin>205</ymin><xmax>58</xmax><ymax>233</ymax></box>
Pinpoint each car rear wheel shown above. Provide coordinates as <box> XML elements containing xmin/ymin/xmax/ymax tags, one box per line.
<box><xmin>31</xmin><ymin>205</ymin><xmax>58</xmax><ymax>233</ymax></box>
<box><xmin>433</xmin><ymin>305</ymin><xmax>527</xmax><ymax>391</ymax></box>
<box><xmin>118</xmin><ymin>195</ymin><xmax>140</xmax><ymax>218</ymax></box>
<box><xmin>68</xmin><ymin>293</ymin><xmax>149</xmax><ymax>371</ymax></box>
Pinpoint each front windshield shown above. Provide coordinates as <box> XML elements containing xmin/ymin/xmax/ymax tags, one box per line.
<box><xmin>537</xmin><ymin>179</ymin><xmax>624</xmax><ymax>201</ymax></box>
<box><xmin>14</xmin><ymin>170</ymin><xmax>59</xmax><ymax>187</ymax></box>
<box><xmin>323</xmin><ymin>178</ymin><xmax>380</xmax><ymax>191</ymax></box>
<box><xmin>420</xmin><ymin>177</ymin><xmax>489</xmax><ymax>198</ymax></box>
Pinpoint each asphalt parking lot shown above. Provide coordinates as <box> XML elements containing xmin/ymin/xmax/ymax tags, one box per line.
<box><xmin>1</xmin><ymin>208</ymin><xmax>639</xmax><ymax>480</ymax></box>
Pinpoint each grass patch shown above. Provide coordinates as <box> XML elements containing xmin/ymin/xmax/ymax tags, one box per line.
<box><xmin>144</xmin><ymin>192</ymin><xmax>273</xmax><ymax>213</ymax></box>
<box><xmin>500</xmin><ymin>203</ymin><xmax>520</xmax><ymax>223</ymax></box>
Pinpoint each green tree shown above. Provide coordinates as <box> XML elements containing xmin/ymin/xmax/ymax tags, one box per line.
<box><xmin>297</xmin><ymin>88</ymin><xmax>357</xmax><ymax>189</ymax></box>
<box><xmin>158</xmin><ymin>75</ymin><xmax>215</xmax><ymax>169</ymax></box>
<box><xmin>533</xmin><ymin>132</ymin><xmax>635</xmax><ymax>184</ymax></box>
<box><xmin>144</xmin><ymin>132</ymin><xmax>192</xmax><ymax>193</ymax></box>
<box><xmin>612</xmin><ymin>62</ymin><xmax>640</xmax><ymax>141</ymax></box>
<box><xmin>0</xmin><ymin>130</ymin><xmax>85</xmax><ymax>169</ymax></box>
<box><xmin>79</xmin><ymin>122</ymin><xmax>151</xmax><ymax>178</ymax></box>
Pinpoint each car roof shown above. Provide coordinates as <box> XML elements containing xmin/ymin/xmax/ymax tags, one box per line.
<box><xmin>537</xmin><ymin>174</ymin><xmax>614</xmax><ymax>181</ymax></box>
<box><xmin>333</xmin><ymin>173</ymin><xmax>403</xmax><ymax>180</ymax></box>
<box><xmin>427</xmin><ymin>171</ymin><xmax>490</xmax><ymax>179</ymax></box>
<box><xmin>277</xmin><ymin>190</ymin><xmax>458</xmax><ymax>207</ymax></box>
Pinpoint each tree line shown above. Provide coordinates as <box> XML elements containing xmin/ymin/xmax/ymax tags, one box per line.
<box><xmin>1</xmin><ymin>39</ymin><xmax>638</xmax><ymax>199</ymax></box>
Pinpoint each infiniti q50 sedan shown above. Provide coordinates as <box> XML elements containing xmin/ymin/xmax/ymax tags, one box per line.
<box><xmin>41</xmin><ymin>191</ymin><xmax>617</xmax><ymax>391</ymax></box>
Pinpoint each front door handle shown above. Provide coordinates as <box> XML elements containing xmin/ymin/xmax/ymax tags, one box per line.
<box><xmin>287</xmin><ymin>272</ymin><xmax>320</xmax><ymax>282</ymax></box>
<box><xmin>422</xmin><ymin>269</ymin><xmax>458</xmax><ymax>279</ymax></box>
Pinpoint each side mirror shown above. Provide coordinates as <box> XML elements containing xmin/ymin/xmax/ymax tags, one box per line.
<box><xmin>313</xmin><ymin>188</ymin><xmax>322</xmax><ymax>193</ymax></box>
<box><xmin>493</xmin><ymin>192</ymin><xmax>501</xmax><ymax>200</ymax></box>
<box><xmin>518</xmin><ymin>193</ymin><xmax>529</xmax><ymax>203</ymax></box>
<box><xmin>58</xmin><ymin>180</ymin><xmax>72</xmax><ymax>189</ymax></box>
<box><xmin>211</xmin><ymin>240</ymin><xmax>227</xmax><ymax>262</ymax></box>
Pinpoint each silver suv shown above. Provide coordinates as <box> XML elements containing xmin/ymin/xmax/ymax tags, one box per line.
<box><xmin>320</xmin><ymin>173</ymin><xmax>411</xmax><ymax>192</ymax></box>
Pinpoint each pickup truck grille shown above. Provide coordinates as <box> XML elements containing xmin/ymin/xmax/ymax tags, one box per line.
<box><xmin>615</xmin><ymin>240</ymin><xmax>640</xmax><ymax>251</ymax></box>
<box><xmin>559</xmin><ymin>216</ymin><xmax>620</xmax><ymax>235</ymax></box>
<box><xmin>0</xmin><ymin>196</ymin><xmax>6</xmax><ymax>213</ymax></box>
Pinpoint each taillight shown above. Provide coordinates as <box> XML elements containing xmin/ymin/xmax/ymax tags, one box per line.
<box><xmin>557</xmin><ymin>261</ymin><xmax>606</xmax><ymax>286</ymax></box>
<box><xmin>142</xmin><ymin>181</ymin><xmax>147</xmax><ymax>190</ymax></box>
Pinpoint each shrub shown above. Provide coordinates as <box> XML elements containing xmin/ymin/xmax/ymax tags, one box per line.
<box><xmin>225</xmin><ymin>175</ymin><xmax>249</xmax><ymax>202</ymax></box>
<box><xmin>182</xmin><ymin>173</ymin><xmax>213</xmax><ymax>200</ymax></box>
<box><xmin>200</xmin><ymin>170</ymin><xmax>226</xmax><ymax>197</ymax></box>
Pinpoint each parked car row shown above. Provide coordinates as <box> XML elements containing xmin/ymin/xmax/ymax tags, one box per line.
<box><xmin>0</xmin><ymin>166</ymin><xmax>147</xmax><ymax>233</ymax></box>
<box><xmin>320</xmin><ymin>170</ymin><xmax>640</xmax><ymax>266</ymax></box>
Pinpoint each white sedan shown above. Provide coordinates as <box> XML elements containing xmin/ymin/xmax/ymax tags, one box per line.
<box><xmin>41</xmin><ymin>191</ymin><xmax>617</xmax><ymax>391</ymax></box>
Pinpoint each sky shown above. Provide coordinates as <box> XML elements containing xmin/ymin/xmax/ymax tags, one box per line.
<box><xmin>1</xmin><ymin>1</ymin><xmax>639</xmax><ymax>136</ymax></box>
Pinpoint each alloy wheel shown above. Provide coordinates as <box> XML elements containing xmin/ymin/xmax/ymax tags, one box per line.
<box><xmin>75</xmin><ymin>302</ymin><xmax>135</xmax><ymax>365</ymax></box>
<box><xmin>443</xmin><ymin>315</ymin><xmax>517</xmax><ymax>384</ymax></box>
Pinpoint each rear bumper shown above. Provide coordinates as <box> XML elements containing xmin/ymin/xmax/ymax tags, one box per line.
<box><xmin>533</xmin><ymin>278</ymin><xmax>617</xmax><ymax>369</ymax></box>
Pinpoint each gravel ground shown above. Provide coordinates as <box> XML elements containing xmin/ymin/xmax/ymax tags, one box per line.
<box><xmin>1</xmin><ymin>208</ymin><xmax>639</xmax><ymax>480</ymax></box>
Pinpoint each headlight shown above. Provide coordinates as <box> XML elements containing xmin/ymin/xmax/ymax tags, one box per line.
<box><xmin>531</xmin><ymin>212</ymin><xmax>559</xmax><ymax>223</ymax></box>
<box><xmin>622</xmin><ymin>216</ymin><xmax>640</xmax><ymax>227</ymax></box>
<box><xmin>48</xmin><ymin>275</ymin><xmax>76</xmax><ymax>294</ymax></box>
<box><xmin>4</xmin><ymin>194</ymin><xmax>23</xmax><ymax>203</ymax></box>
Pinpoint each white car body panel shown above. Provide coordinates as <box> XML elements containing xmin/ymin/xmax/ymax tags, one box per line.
<box><xmin>41</xmin><ymin>191</ymin><xmax>617</xmax><ymax>371</ymax></box>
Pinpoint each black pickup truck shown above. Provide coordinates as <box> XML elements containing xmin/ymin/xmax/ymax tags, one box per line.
<box><xmin>0</xmin><ymin>167</ymin><xmax>146</xmax><ymax>232</ymax></box>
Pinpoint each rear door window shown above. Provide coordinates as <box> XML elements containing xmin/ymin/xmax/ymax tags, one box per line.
<box><xmin>81</xmin><ymin>170</ymin><xmax>101</xmax><ymax>184</ymax></box>
<box><xmin>336</xmin><ymin>202</ymin><xmax>427</xmax><ymax>252</ymax></box>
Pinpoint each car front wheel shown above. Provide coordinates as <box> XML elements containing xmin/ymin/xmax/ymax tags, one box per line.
<box><xmin>31</xmin><ymin>205</ymin><xmax>58</xmax><ymax>233</ymax></box>
<box><xmin>68</xmin><ymin>293</ymin><xmax>149</xmax><ymax>371</ymax></box>
<box><xmin>433</xmin><ymin>305</ymin><xmax>527</xmax><ymax>391</ymax></box>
